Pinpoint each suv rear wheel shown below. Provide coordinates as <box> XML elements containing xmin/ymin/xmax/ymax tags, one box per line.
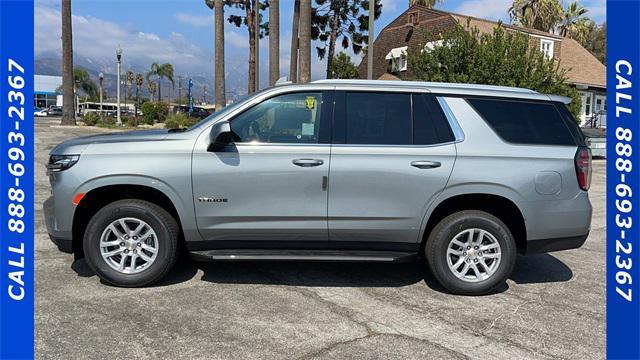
<box><xmin>83</xmin><ymin>199</ymin><xmax>179</xmax><ymax>287</ymax></box>
<box><xmin>425</xmin><ymin>210</ymin><xmax>516</xmax><ymax>295</ymax></box>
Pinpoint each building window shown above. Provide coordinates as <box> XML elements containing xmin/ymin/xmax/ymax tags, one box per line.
<box><xmin>408</xmin><ymin>12</ymin><xmax>419</xmax><ymax>25</ymax></box>
<box><xmin>386</xmin><ymin>46</ymin><xmax>408</xmax><ymax>72</ymax></box>
<box><xmin>540</xmin><ymin>39</ymin><xmax>554</xmax><ymax>59</ymax></box>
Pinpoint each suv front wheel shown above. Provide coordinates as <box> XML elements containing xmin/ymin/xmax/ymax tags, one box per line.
<box><xmin>425</xmin><ymin>210</ymin><xmax>516</xmax><ymax>295</ymax></box>
<box><xmin>83</xmin><ymin>199</ymin><xmax>179</xmax><ymax>287</ymax></box>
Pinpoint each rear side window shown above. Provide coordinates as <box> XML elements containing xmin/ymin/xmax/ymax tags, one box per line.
<box><xmin>344</xmin><ymin>92</ymin><xmax>412</xmax><ymax>145</ymax></box>
<box><xmin>413</xmin><ymin>94</ymin><xmax>455</xmax><ymax>144</ymax></box>
<box><xmin>467</xmin><ymin>98</ymin><xmax>577</xmax><ymax>146</ymax></box>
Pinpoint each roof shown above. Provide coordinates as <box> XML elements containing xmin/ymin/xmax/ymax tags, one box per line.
<box><xmin>310</xmin><ymin>79</ymin><xmax>571</xmax><ymax>103</ymax></box>
<box><xmin>360</xmin><ymin>5</ymin><xmax>606</xmax><ymax>89</ymax></box>
<box><xmin>378</xmin><ymin>73</ymin><xmax>401</xmax><ymax>81</ymax></box>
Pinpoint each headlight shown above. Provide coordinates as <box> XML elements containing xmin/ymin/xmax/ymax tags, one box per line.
<box><xmin>48</xmin><ymin>154</ymin><xmax>80</xmax><ymax>172</ymax></box>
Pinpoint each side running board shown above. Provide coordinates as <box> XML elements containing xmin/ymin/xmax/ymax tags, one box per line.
<box><xmin>190</xmin><ymin>249</ymin><xmax>417</xmax><ymax>263</ymax></box>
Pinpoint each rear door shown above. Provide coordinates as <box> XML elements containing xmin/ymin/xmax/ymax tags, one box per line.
<box><xmin>327</xmin><ymin>91</ymin><xmax>457</xmax><ymax>250</ymax></box>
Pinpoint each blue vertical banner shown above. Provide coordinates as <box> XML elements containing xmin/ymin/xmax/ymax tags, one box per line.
<box><xmin>0</xmin><ymin>0</ymin><xmax>35</xmax><ymax>359</ymax></box>
<box><xmin>607</xmin><ymin>0</ymin><xmax>640</xmax><ymax>359</ymax></box>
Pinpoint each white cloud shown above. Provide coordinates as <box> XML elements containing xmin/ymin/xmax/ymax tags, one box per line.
<box><xmin>380</xmin><ymin>0</ymin><xmax>398</xmax><ymax>13</ymax></box>
<box><xmin>226</xmin><ymin>31</ymin><xmax>249</xmax><ymax>48</ymax></box>
<box><xmin>453</xmin><ymin>0</ymin><xmax>512</xmax><ymax>21</ymax></box>
<box><xmin>35</xmin><ymin>5</ymin><xmax>212</xmax><ymax>75</ymax></box>
<box><xmin>175</xmin><ymin>13</ymin><xmax>211</xmax><ymax>27</ymax></box>
<box><xmin>584</xmin><ymin>0</ymin><xmax>606</xmax><ymax>23</ymax></box>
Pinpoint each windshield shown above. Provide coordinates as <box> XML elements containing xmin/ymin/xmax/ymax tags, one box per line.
<box><xmin>187</xmin><ymin>88</ymin><xmax>272</xmax><ymax>131</ymax></box>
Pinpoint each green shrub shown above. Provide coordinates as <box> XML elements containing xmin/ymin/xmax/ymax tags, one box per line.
<box><xmin>140</xmin><ymin>101</ymin><xmax>170</xmax><ymax>125</ymax></box>
<box><xmin>82</xmin><ymin>112</ymin><xmax>100</xmax><ymax>126</ymax></box>
<box><xmin>122</xmin><ymin>116</ymin><xmax>137</xmax><ymax>127</ymax></box>
<box><xmin>165</xmin><ymin>112</ymin><xmax>198</xmax><ymax>129</ymax></box>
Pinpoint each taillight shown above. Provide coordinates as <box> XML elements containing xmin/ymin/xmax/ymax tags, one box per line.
<box><xmin>574</xmin><ymin>147</ymin><xmax>592</xmax><ymax>191</ymax></box>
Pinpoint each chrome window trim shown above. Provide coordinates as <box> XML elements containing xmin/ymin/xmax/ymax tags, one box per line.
<box><xmin>437</xmin><ymin>97</ymin><xmax>465</xmax><ymax>143</ymax></box>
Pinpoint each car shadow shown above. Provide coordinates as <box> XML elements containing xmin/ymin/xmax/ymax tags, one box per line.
<box><xmin>71</xmin><ymin>252</ymin><xmax>573</xmax><ymax>293</ymax></box>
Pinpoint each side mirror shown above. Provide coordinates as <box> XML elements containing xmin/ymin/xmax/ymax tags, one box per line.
<box><xmin>207</xmin><ymin>121</ymin><xmax>234</xmax><ymax>152</ymax></box>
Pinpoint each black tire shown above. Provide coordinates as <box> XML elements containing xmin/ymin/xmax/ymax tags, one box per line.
<box><xmin>83</xmin><ymin>199</ymin><xmax>179</xmax><ymax>287</ymax></box>
<box><xmin>425</xmin><ymin>210</ymin><xmax>516</xmax><ymax>295</ymax></box>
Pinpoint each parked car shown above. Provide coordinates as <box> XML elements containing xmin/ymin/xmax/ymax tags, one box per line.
<box><xmin>44</xmin><ymin>80</ymin><xmax>592</xmax><ymax>295</ymax></box>
<box><xmin>36</xmin><ymin>106</ymin><xmax>62</xmax><ymax>117</ymax></box>
<box><xmin>34</xmin><ymin>107</ymin><xmax>49</xmax><ymax>117</ymax></box>
<box><xmin>175</xmin><ymin>105</ymin><xmax>212</xmax><ymax>119</ymax></box>
<box><xmin>582</xmin><ymin>127</ymin><xmax>606</xmax><ymax>158</ymax></box>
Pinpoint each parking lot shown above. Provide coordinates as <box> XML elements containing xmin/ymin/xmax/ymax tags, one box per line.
<box><xmin>35</xmin><ymin>118</ymin><xmax>605</xmax><ymax>359</ymax></box>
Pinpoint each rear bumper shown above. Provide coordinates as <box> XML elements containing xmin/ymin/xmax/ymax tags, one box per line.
<box><xmin>525</xmin><ymin>233</ymin><xmax>589</xmax><ymax>254</ymax></box>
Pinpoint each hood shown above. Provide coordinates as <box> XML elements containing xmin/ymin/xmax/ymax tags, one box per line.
<box><xmin>50</xmin><ymin>129</ymin><xmax>171</xmax><ymax>155</ymax></box>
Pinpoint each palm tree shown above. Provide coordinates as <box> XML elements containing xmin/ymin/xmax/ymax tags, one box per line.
<box><xmin>135</xmin><ymin>73</ymin><xmax>144</xmax><ymax>123</ymax></box>
<box><xmin>509</xmin><ymin>0</ymin><xmax>563</xmax><ymax>32</ymax></box>
<box><xmin>146</xmin><ymin>62</ymin><xmax>174</xmax><ymax>102</ymax></box>
<box><xmin>147</xmin><ymin>80</ymin><xmax>157</xmax><ymax>101</ymax></box>
<box><xmin>559</xmin><ymin>1</ymin><xmax>589</xmax><ymax>39</ymax></box>
<box><xmin>125</xmin><ymin>70</ymin><xmax>134</xmax><ymax>100</ymax></box>
<box><xmin>61</xmin><ymin>0</ymin><xmax>75</xmax><ymax>125</ymax></box>
<box><xmin>409</xmin><ymin>0</ymin><xmax>443</xmax><ymax>8</ymax></box>
<box><xmin>205</xmin><ymin>0</ymin><xmax>226</xmax><ymax>110</ymax></box>
<box><xmin>298</xmin><ymin>0</ymin><xmax>311</xmax><ymax>83</ymax></box>
<box><xmin>290</xmin><ymin>0</ymin><xmax>300</xmax><ymax>82</ymax></box>
<box><xmin>269</xmin><ymin>0</ymin><xmax>280</xmax><ymax>86</ymax></box>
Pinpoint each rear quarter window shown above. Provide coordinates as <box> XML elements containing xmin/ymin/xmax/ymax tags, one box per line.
<box><xmin>467</xmin><ymin>98</ymin><xmax>578</xmax><ymax>146</ymax></box>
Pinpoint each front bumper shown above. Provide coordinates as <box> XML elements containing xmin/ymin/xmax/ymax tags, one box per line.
<box><xmin>44</xmin><ymin>196</ymin><xmax>73</xmax><ymax>253</ymax></box>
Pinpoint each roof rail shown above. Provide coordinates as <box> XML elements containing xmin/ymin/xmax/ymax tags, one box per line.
<box><xmin>311</xmin><ymin>79</ymin><xmax>538</xmax><ymax>94</ymax></box>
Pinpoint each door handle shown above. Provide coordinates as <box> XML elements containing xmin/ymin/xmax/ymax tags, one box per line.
<box><xmin>411</xmin><ymin>160</ymin><xmax>441</xmax><ymax>169</ymax></box>
<box><xmin>292</xmin><ymin>159</ymin><xmax>324</xmax><ymax>167</ymax></box>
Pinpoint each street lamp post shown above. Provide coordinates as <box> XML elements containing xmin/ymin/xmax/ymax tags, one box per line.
<box><xmin>116</xmin><ymin>45</ymin><xmax>123</xmax><ymax>125</ymax></box>
<box><xmin>99</xmin><ymin>72</ymin><xmax>104</xmax><ymax>118</ymax></box>
<box><xmin>177</xmin><ymin>76</ymin><xmax>183</xmax><ymax>109</ymax></box>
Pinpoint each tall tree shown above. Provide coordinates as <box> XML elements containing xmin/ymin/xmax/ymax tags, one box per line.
<box><xmin>408</xmin><ymin>0</ymin><xmax>443</xmax><ymax>8</ymax></box>
<box><xmin>269</xmin><ymin>0</ymin><xmax>280</xmax><ymax>85</ymax></box>
<box><xmin>61</xmin><ymin>0</ymin><xmax>75</xmax><ymax>125</ymax></box>
<box><xmin>290</xmin><ymin>0</ymin><xmax>301</xmax><ymax>82</ymax></box>
<box><xmin>509</xmin><ymin>0</ymin><xmax>563</xmax><ymax>32</ymax></box>
<box><xmin>408</xmin><ymin>23</ymin><xmax>581</xmax><ymax>117</ymax></box>
<box><xmin>146</xmin><ymin>80</ymin><xmax>157</xmax><ymax>101</ymax></box>
<box><xmin>135</xmin><ymin>73</ymin><xmax>144</xmax><ymax>123</ymax></box>
<box><xmin>329</xmin><ymin>52</ymin><xmax>359</xmax><ymax>79</ymax></box>
<box><xmin>583</xmin><ymin>21</ymin><xmax>606</xmax><ymax>64</ymax></box>
<box><xmin>73</xmin><ymin>68</ymin><xmax>98</xmax><ymax>100</ymax></box>
<box><xmin>559</xmin><ymin>1</ymin><xmax>590</xmax><ymax>42</ymax></box>
<box><xmin>205</xmin><ymin>0</ymin><xmax>227</xmax><ymax>110</ymax></box>
<box><xmin>312</xmin><ymin>0</ymin><xmax>382</xmax><ymax>79</ymax></box>
<box><xmin>125</xmin><ymin>70</ymin><xmax>135</xmax><ymax>101</ymax></box>
<box><xmin>146</xmin><ymin>62</ymin><xmax>174</xmax><ymax>102</ymax></box>
<box><xmin>225</xmin><ymin>0</ymin><xmax>268</xmax><ymax>93</ymax></box>
<box><xmin>299</xmin><ymin>0</ymin><xmax>312</xmax><ymax>83</ymax></box>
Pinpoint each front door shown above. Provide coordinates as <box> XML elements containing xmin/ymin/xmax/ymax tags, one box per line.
<box><xmin>192</xmin><ymin>91</ymin><xmax>333</xmax><ymax>248</ymax></box>
<box><xmin>327</xmin><ymin>91</ymin><xmax>456</xmax><ymax>250</ymax></box>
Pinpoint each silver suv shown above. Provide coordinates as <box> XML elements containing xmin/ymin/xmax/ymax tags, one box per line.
<box><xmin>44</xmin><ymin>80</ymin><xmax>592</xmax><ymax>295</ymax></box>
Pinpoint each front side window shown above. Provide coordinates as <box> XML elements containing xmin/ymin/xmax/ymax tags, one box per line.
<box><xmin>230</xmin><ymin>92</ymin><xmax>324</xmax><ymax>144</ymax></box>
<box><xmin>344</xmin><ymin>92</ymin><xmax>412</xmax><ymax>145</ymax></box>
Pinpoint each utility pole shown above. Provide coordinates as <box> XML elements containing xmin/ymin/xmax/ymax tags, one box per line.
<box><xmin>116</xmin><ymin>45</ymin><xmax>122</xmax><ymax>125</ymax></box>
<box><xmin>367</xmin><ymin>0</ymin><xmax>374</xmax><ymax>80</ymax></box>
<box><xmin>177</xmin><ymin>76</ymin><xmax>183</xmax><ymax>109</ymax></box>
<box><xmin>255</xmin><ymin>0</ymin><xmax>260</xmax><ymax>90</ymax></box>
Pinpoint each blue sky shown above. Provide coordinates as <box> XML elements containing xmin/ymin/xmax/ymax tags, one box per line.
<box><xmin>35</xmin><ymin>0</ymin><xmax>606</xmax><ymax>87</ymax></box>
